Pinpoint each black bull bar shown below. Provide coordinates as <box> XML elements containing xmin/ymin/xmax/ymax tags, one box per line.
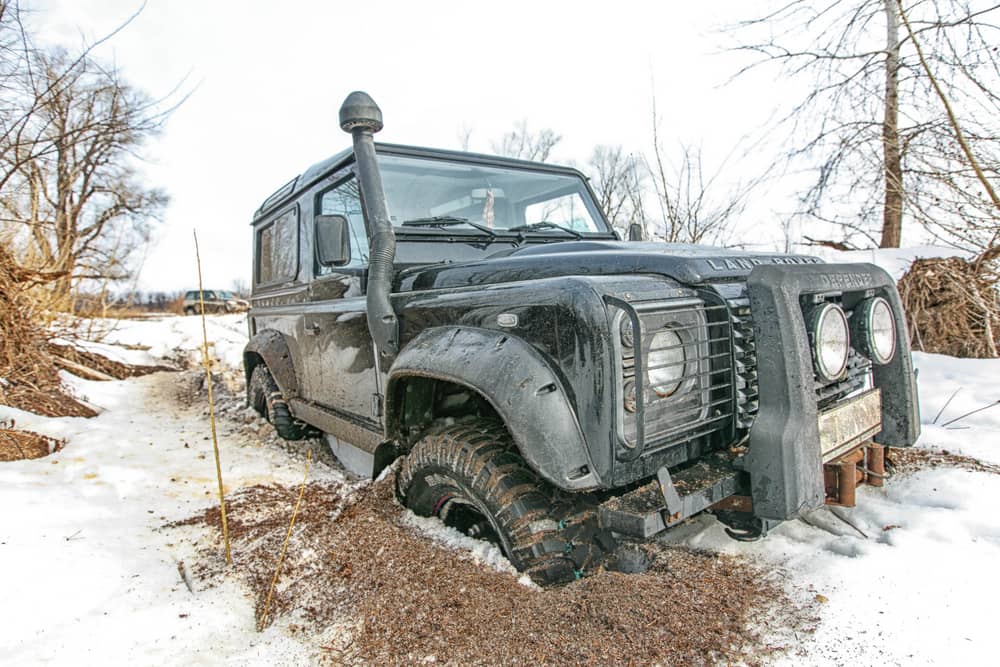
<box><xmin>741</xmin><ymin>263</ymin><xmax>921</xmax><ymax>521</ymax></box>
<box><xmin>598</xmin><ymin>263</ymin><xmax>921</xmax><ymax>537</ymax></box>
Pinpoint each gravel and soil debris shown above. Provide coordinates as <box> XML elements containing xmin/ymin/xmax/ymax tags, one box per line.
<box><xmin>174</xmin><ymin>475</ymin><xmax>816</xmax><ymax>666</ymax></box>
<box><xmin>888</xmin><ymin>446</ymin><xmax>1000</xmax><ymax>477</ymax></box>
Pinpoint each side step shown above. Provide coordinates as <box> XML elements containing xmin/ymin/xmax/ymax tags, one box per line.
<box><xmin>599</xmin><ymin>452</ymin><xmax>742</xmax><ymax>538</ymax></box>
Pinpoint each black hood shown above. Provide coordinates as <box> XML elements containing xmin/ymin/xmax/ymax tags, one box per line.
<box><xmin>397</xmin><ymin>241</ymin><xmax>823</xmax><ymax>291</ymax></box>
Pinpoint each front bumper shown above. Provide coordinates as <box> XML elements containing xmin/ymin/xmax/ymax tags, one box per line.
<box><xmin>741</xmin><ymin>263</ymin><xmax>919</xmax><ymax>521</ymax></box>
<box><xmin>598</xmin><ymin>263</ymin><xmax>920</xmax><ymax>537</ymax></box>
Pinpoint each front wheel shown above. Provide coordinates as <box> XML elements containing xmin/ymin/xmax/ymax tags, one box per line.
<box><xmin>396</xmin><ymin>420</ymin><xmax>614</xmax><ymax>585</ymax></box>
<box><xmin>247</xmin><ymin>364</ymin><xmax>315</xmax><ymax>441</ymax></box>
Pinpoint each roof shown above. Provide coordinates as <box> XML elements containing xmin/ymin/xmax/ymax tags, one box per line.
<box><xmin>252</xmin><ymin>143</ymin><xmax>590</xmax><ymax>221</ymax></box>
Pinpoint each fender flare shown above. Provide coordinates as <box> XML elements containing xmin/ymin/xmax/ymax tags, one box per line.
<box><xmin>386</xmin><ymin>326</ymin><xmax>599</xmax><ymax>491</ymax></box>
<box><xmin>244</xmin><ymin>329</ymin><xmax>299</xmax><ymax>398</ymax></box>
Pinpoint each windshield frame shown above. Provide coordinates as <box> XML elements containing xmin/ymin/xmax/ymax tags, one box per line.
<box><xmin>372</xmin><ymin>145</ymin><xmax>618</xmax><ymax>240</ymax></box>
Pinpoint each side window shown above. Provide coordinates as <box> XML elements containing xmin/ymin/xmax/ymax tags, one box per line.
<box><xmin>257</xmin><ymin>207</ymin><xmax>299</xmax><ymax>284</ymax></box>
<box><xmin>317</xmin><ymin>178</ymin><xmax>369</xmax><ymax>274</ymax></box>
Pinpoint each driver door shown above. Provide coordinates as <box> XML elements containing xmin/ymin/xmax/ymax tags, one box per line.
<box><xmin>300</xmin><ymin>176</ymin><xmax>381</xmax><ymax>428</ymax></box>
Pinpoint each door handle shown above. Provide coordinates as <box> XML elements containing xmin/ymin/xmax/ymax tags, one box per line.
<box><xmin>305</xmin><ymin>322</ymin><xmax>321</xmax><ymax>335</ymax></box>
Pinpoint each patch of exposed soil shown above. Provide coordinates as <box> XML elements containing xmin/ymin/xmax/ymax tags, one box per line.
<box><xmin>174</xmin><ymin>476</ymin><xmax>815</xmax><ymax>666</ymax></box>
<box><xmin>0</xmin><ymin>421</ymin><xmax>65</xmax><ymax>461</ymax></box>
<box><xmin>47</xmin><ymin>342</ymin><xmax>174</xmax><ymax>379</ymax></box>
<box><xmin>888</xmin><ymin>446</ymin><xmax>1000</xmax><ymax>477</ymax></box>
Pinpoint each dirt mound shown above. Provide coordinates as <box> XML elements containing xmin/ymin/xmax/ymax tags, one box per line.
<box><xmin>898</xmin><ymin>257</ymin><xmax>1000</xmax><ymax>358</ymax></box>
<box><xmin>0</xmin><ymin>420</ymin><xmax>66</xmax><ymax>461</ymax></box>
<box><xmin>175</xmin><ymin>476</ymin><xmax>814</xmax><ymax>666</ymax></box>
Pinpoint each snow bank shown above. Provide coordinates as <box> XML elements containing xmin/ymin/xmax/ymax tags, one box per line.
<box><xmin>71</xmin><ymin>313</ymin><xmax>250</xmax><ymax>370</ymax></box>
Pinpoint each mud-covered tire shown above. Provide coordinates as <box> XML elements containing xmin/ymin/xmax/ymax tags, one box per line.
<box><xmin>396</xmin><ymin>420</ymin><xmax>615</xmax><ymax>585</ymax></box>
<box><xmin>247</xmin><ymin>364</ymin><xmax>315</xmax><ymax>441</ymax></box>
<box><xmin>184</xmin><ymin>306</ymin><xmax>196</xmax><ymax>316</ymax></box>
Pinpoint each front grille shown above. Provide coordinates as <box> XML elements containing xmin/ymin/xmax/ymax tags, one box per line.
<box><xmin>728</xmin><ymin>290</ymin><xmax>874</xmax><ymax>427</ymax></box>
<box><xmin>618</xmin><ymin>296</ymin><xmax>735</xmax><ymax>456</ymax></box>
<box><xmin>727</xmin><ymin>297</ymin><xmax>758</xmax><ymax>429</ymax></box>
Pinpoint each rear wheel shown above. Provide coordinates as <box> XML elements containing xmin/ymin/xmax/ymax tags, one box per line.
<box><xmin>396</xmin><ymin>420</ymin><xmax>614</xmax><ymax>585</ymax></box>
<box><xmin>247</xmin><ymin>364</ymin><xmax>315</xmax><ymax>440</ymax></box>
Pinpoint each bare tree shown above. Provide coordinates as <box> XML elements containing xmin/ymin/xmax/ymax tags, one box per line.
<box><xmin>231</xmin><ymin>277</ymin><xmax>249</xmax><ymax>298</ymax></box>
<box><xmin>491</xmin><ymin>119</ymin><xmax>561</xmax><ymax>162</ymax></box>
<box><xmin>587</xmin><ymin>144</ymin><xmax>646</xmax><ymax>237</ymax></box>
<box><xmin>457</xmin><ymin>124</ymin><xmax>473</xmax><ymax>152</ymax></box>
<box><xmin>644</xmin><ymin>99</ymin><xmax>756</xmax><ymax>245</ymax></box>
<box><xmin>0</xmin><ymin>5</ymin><xmax>173</xmax><ymax>303</ymax></box>
<box><xmin>727</xmin><ymin>0</ymin><xmax>1000</xmax><ymax>251</ymax></box>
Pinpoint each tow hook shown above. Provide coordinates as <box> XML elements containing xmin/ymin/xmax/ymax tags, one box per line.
<box><xmin>824</xmin><ymin>443</ymin><xmax>887</xmax><ymax>507</ymax></box>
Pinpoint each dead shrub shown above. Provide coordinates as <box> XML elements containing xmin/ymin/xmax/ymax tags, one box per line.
<box><xmin>898</xmin><ymin>257</ymin><xmax>1000</xmax><ymax>358</ymax></box>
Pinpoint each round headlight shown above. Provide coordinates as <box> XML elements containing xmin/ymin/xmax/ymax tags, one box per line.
<box><xmin>623</xmin><ymin>380</ymin><xmax>637</xmax><ymax>413</ymax></box>
<box><xmin>647</xmin><ymin>330</ymin><xmax>686</xmax><ymax>397</ymax></box>
<box><xmin>812</xmin><ymin>303</ymin><xmax>850</xmax><ymax>381</ymax></box>
<box><xmin>620</xmin><ymin>317</ymin><xmax>634</xmax><ymax>348</ymax></box>
<box><xmin>862</xmin><ymin>297</ymin><xmax>896</xmax><ymax>364</ymax></box>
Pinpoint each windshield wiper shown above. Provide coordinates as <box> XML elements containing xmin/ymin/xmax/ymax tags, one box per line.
<box><xmin>401</xmin><ymin>216</ymin><xmax>496</xmax><ymax>237</ymax></box>
<box><xmin>507</xmin><ymin>221</ymin><xmax>583</xmax><ymax>239</ymax></box>
<box><xmin>401</xmin><ymin>216</ymin><xmax>469</xmax><ymax>226</ymax></box>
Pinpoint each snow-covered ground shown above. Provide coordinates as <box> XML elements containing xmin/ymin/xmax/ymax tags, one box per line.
<box><xmin>667</xmin><ymin>348</ymin><xmax>1000</xmax><ymax>666</ymax></box>
<box><xmin>2</xmin><ymin>264</ymin><xmax>999</xmax><ymax>664</ymax></box>
<box><xmin>0</xmin><ymin>314</ymin><xmax>340</xmax><ymax>665</ymax></box>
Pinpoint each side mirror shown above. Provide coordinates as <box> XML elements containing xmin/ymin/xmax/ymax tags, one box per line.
<box><xmin>627</xmin><ymin>223</ymin><xmax>644</xmax><ymax>242</ymax></box>
<box><xmin>315</xmin><ymin>214</ymin><xmax>351</xmax><ymax>266</ymax></box>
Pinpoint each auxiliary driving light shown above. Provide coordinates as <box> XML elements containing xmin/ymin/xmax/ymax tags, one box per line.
<box><xmin>860</xmin><ymin>296</ymin><xmax>896</xmax><ymax>364</ymax></box>
<box><xmin>812</xmin><ymin>303</ymin><xmax>850</xmax><ymax>381</ymax></box>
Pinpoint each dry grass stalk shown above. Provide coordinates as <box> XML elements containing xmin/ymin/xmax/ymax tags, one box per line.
<box><xmin>898</xmin><ymin>257</ymin><xmax>1000</xmax><ymax>358</ymax></box>
<box><xmin>193</xmin><ymin>230</ymin><xmax>231</xmax><ymax>564</ymax></box>
<box><xmin>258</xmin><ymin>449</ymin><xmax>312</xmax><ymax>632</ymax></box>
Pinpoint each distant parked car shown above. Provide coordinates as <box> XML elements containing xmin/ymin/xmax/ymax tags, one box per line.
<box><xmin>183</xmin><ymin>289</ymin><xmax>250</xmax><ymax>315</ymax></box>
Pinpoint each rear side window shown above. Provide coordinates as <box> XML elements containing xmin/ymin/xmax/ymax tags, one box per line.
<box><xmin>257</xmin><ymin>207</ymin><xmax>299</xmax><ymax>284</ymax></box>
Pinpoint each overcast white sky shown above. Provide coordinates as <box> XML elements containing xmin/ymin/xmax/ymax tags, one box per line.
<box><xmin>31</xmin><ymin>0</ymin><xmax>795</xmax><ymax>293</ymax></box>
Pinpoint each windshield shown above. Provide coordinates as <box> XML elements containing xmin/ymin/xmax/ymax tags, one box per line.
<box><xmin>218</xmin><ymin>290</ymin><xmax>235</xmax><ymax>299</ymax></box>
<box><xmin>377</xmin><ymin>154</ymin><xmax>611</xmax><ymax>235</ymax></box>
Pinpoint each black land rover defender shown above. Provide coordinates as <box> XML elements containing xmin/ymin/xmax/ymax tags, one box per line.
<box><xmin>244</xmin><ymin>92</ymin><xmax>920</xmax><ymax>583</ymax></box>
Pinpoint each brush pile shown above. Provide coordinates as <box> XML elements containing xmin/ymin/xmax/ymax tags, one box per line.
<box><xmin>897</xmin><ymin>257</ymin><xmax>1000</xmax><ymax>358</ymax></box>
<box><xmin>0</xmin><ymin>246</ymin><xmax>95</xmax><ymax>417</ymax></box>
